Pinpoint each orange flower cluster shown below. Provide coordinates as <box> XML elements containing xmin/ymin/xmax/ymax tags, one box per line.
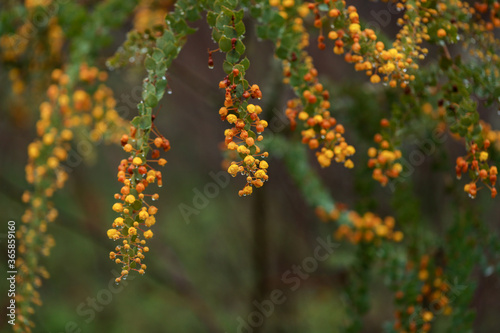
<box><xmin>481</xmin><ymin>120</ymin><xmax>500</xmax><ymax>151</ymax></box>
<box><xmin>284</xmin><ymin>74</ymin><xmax>355</xmax><ymax>169</ymax></box>
<box><xmin>394</xmin><ymin>256</ymin><xmax>453</xmax><ymax>332</ymax></box>
<box><xmin>18</xmin><ymin>64</ymin><xmax>125</xmax><ymax>333</ymax></box>
<box><xmin>456</xmin><ymin>141</ymin><xmax>497</xmax><ymax>199</ymax></box>
<box><xmin>219</xmin><ymin>74</ymin><xmax>270</xmax><ymax>196</ymax></box>
<box><xmin>108</xmin><ymin>125</ymin><xmax>170</xmax><ymax>282</ymax></box>
<box><xmin>472</xmin><ymin>1</ymin><xmax>500</xmax><ymax>29</ymax></box>
<box><xmin>308</xmin><ymin>2</ymin><xmax>426</xmax><ymax>89</ymax></box>
<box><xmin>283</xmin><ymin>57</ymin><xmax>355</xmax><ymax>168</ymax></box>
<box><xmin>274</xmin><ymin>8</ymin><xmax>355</xmax><ymax>169</ymax></box>
<box><xmin>335</xmin><ymin>212</ymin><xmax>404</xmax><ymax>245</ymax></box>
<box><xmin>315</xmin><ymin>205</ymin><xmax>403</xmax><ymax>245</ymax></box>
<box><xmin>367</xmin><ymin>124</ymin><xmax>403</xmax><ymax>186</ymax></box>
<box><xmin>133</xmin><ymin>0</ymin><xmax>172</xmax><ymax>32</ymax></box>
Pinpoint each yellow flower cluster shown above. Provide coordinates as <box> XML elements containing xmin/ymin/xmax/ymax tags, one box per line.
<box><xmin>334</xmin><ymin>212</ymin><xmax>404</xmax><ymax>245</ymax></box>
<box><xmin>456</xmin><ymin>144</ymin><xmax>497</xmax><ymax>199</ymax></box>
<box><xmin>308</xmin><ymin>2</ymin><xmax>431</xmax><ymax>88</ymax></box>
<box><xmin>481</xmin><ymin>120</ymin><xmax>500</xmax><ymax>151</ymax></box>
<box><xmin>393</xmin><ymin>257</ymin><xmax>453</xmax><ymax>332</ymax></box>
<box><xmin>17</xmin><ymin>64</ymin><xmax>126</xmax><ymax>333</ymax></box>
<box><xmin>315</xmin><ymin>205</ymin><xmax>402</xmax><ymax>245</ymax></box>
<box><xmin>365</xmin><ymin>118</ymin><xmax>403</xmax><ymax>186</ymax></box>
<box><xmin>0</xmin><ymin>14</ymin><xmax>63</xmax><ymax>62</ymax></box>
<box><xmin>109</xmin><ymin>122</ymin><xmax>170</xmax><ymax>282</ymax></box>
<box><xmin>133</xmin><ymin>0</ymin><xmax>172</xmax><ymax>32</ymax></box>
<box><xmin>268</xmin><ymin>0</ymin><xmax>310</xmax><ymax>20</ymax></box>
<box><xmin>220</xmin><ymin>76</ymin><xmax>270</xmax><ymax>196</ymax></box>
<box><xmin>274</xmin><ymin>8</ymin><xmax>355</xmax><ymax>169</ymax></box>
<box><xmin>367</xmin><ymin>146</ymin><xmax>403</xmax><ymax>187</ymax></box>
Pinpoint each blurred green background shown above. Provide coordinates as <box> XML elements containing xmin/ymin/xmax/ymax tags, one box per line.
<box><xmin>1</xmin><ymin>2</ymin><xmax>500</xmax><ymax>332</ymax></box>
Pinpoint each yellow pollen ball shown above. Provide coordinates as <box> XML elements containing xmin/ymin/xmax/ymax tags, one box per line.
<box><xmin>255</xmin><ymin>170</ymin><xmax>266</xmax><ymax>178</ymax></box>
<box><xmin>107</xmin><ymin>229</ymin><xmax>119</xmax><ymax>239</ymax></box>
<box><xmin>228</xmin><ymin>164</ymin><xmax>239</xmax><ymax>175</ymax></box>
<box><xmin>124</xmin><ymin>144</ymin><xmax>133</xmax><ymax>152</ymax></box>
<box><xmin>125</xmin><ymin>195</ymin><xmax>136</xmax><ymax>204</ymax></box>
<box><xmin>370</xmin><ymin>74</ymin><xmax>381</xmax><ymax>84</ymax></box>
<box><xmin>145</xmin><ymin>216</ymin><xmax>156</xmax><ymax>227</ymax></box>
<box><xmin>144</xmin><ymin>230</ymin><xmax>153</xmax><ymax>239</ymax></box>
<box><xmin>298</xmin><ymin>111</ymin><xmax>309</xmax><ymax>121</ymax></box>
<box><xmin>112</xmin><ymin>203</ymin><xmax>123</xmax><ymax>212</ymax></box>
<box><xmin>148</xmin><ymin>206</ymin><xmax>158</xmax><ymax>215</ymax></box>
<box><xmin>114</xmin><ymin>217</ymin><xmax>124</xmax><ymax>226</ymax></box>
<box><xmin>244</xmin><ymin>155</ymin><xmax>255</xmax><ymax>165</ymax></box>
<box><xmin>349</xmin><ymin>24</ymin><xmax>361</xmax><ymax>34</ymax></box>
<box><xmin>139</xmin><ymin>210</ymin><xmax>149</xmax><ymax>220</ymax></box>
<box><xmin>47</xmin><ymin>156</ymin><xmax>59</xmax><ymax>169</ymax></box>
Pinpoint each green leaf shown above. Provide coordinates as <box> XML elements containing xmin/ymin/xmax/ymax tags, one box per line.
<box><xmin>125</xmin><ymin>217</ymin><xmax>134</xmax><ymax>227</ymax></box>
<box><xmin>219</xmin><ymin>36</ymin><xmax>232</xmax><ymax>52</ymax></box>
<box><xmin>318</xmin><ymin>3</ymin><xmax>329</xmax><ymax>11</ymax></box>
<box><xmin>132</xmin><ymin>200</ymin><xmax>142</xmax><ymax>211</ymax></box>
<box><xmin>186</xmin><ymin>6</ymin><xmax>202</xmax><ymax>21</ymax></box>
<box><xmin>142</xmin><ymin>82</ymin><xmax>156</xmax><ymax>100</ymax></box>
<box><xmin>226</xmin><ymin>0</ymin><xmax>238</xmax><ymax>8</ymax></box>
<box><xmin>145</xmin><ymin>93</ymin><xmax>159</xmax><ymax>108</ymax></box>
<box><xmin>226</xmin><ymin>49</ymin><xmax>240</xmax><ymax>63</ymax></box>
<box><xmin>235</xmin><ymin>21</ymin><xmax>246</xmax><ymax>36</ymax></box>
<box><xmin>235</xmin><ymin>40</ymin><xmax>245</xmax><ymax>55</ymax></box>
<box><xmin>223</xmin><ymin>60</ymin><xmax>233</xmax><ymax>74</ymax></box>
<box><xmin>131</xmin><ymin>115</ymin><xmax>152</xmax><ymax>130</ymax></box>
<box><xmin>152</xmin><ymin>49</ymin><xmax>165</xmax><ymax>62</ymax></box>
<box><xmin>156</xmin><ymin>78</ymin><xmax>168</xmax><ymax>96</ymax></box>
<box><xmin>241</xmin><ymin>57</ymin><xmax>250</xmax><ymax>70</ymax></box>
<box><xmin>280</xmin><ymin>32</ymin><xmax>295</xmax><ymax>49</ymax></box>
<box><xmin>207</xmin><ymin>11</ymin><xmax>217</xmax><ymax>27</ymax></box>
<box><xmin>223</xmin><ymin>25</ymin><xmax>238</xmax><ymax>39</ymax></box>
<box><xmin>144</xmin><ymin>56</ymin><xmax>156</xmax><ymax>71</ymax></box>
<box><xmin>235</xmin><ymin>84</ymin><xmax>244</xmax><ymax>98</ymax></box>
<box><xmin>234</xmin><ymin>9</ymin><xmax>244</xmax><ymax>21</ymax></box>
<box><xmin>212</xmin><ymin>29</ymin><xmax>222</xmax><ymax>43</ymax></box>
<box><xmin>216</xmin><ymin>11</ymin><xmax>231</xmax><ymax>30</ymax></box>
<box><xmin>276</xmin><ymin>46</ymin><xmax>289</xmax><ymax>59</ymax></box>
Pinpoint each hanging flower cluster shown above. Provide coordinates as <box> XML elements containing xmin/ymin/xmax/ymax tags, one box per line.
<box><xmin>367</xmin><ymin>121</ymin><xmax>403</xmax><ymax>187</ymax></box>
<box><xmin>393</xmin><ymin>256</ymin><xmax>454</xmax><ymax>333</ymax></box>
<box><xmin>264</xmin><ymin>4</ymin><xmax>355</xmax><ymax>169</ymax></box>
<box><xmin>220</xmin><ymin>78</ymin><xmax>270</xmax><ymax>196</ymax></box>
<box><xmin>18</xmin><ymin>63</ymin><xmax>126</xmax><ymax>333</ymax></box>
<box><xmin>108</xmin><ymin>122</ymin><xmax>170</xmax><ymax>282</ymax></box>
<box><xmin>307</xmin><ymin>1</ymin><xmax>426</xmax><ymax>88</ymax></box>
<box><xmin>334</xmin><ymin>212</ymin><xmax>404</xmax><ymax>245</ymax></box>
<box><xmin>457</xmin><ymin>143</ymin><xmax>497</xmax><ymax>199</ymax></box>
